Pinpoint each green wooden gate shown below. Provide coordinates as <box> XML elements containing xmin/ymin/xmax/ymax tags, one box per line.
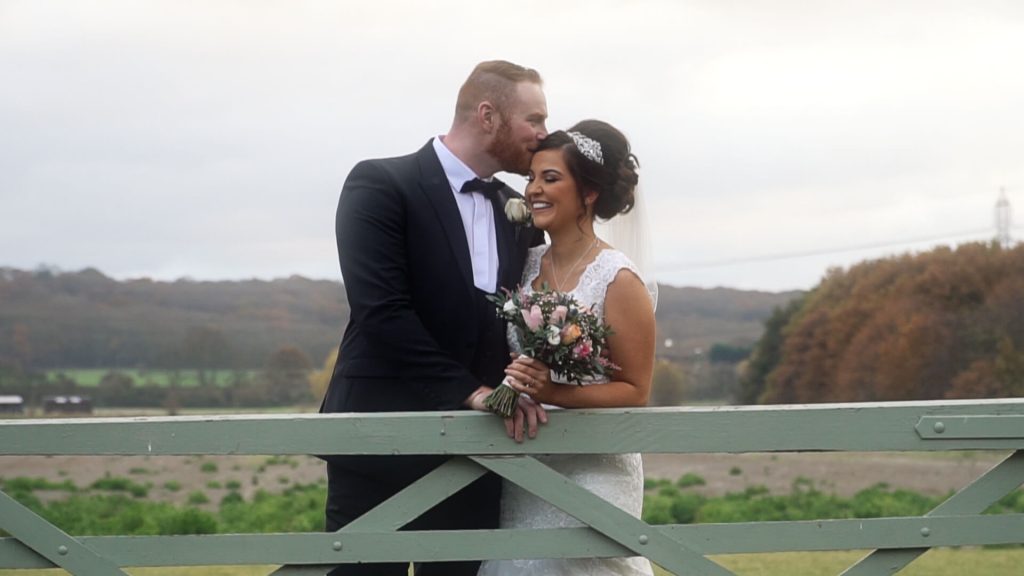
<box><xmin>2</xmin><ymin>399</ymin><xmax>1023</xmax><ymax>574</ymax></box>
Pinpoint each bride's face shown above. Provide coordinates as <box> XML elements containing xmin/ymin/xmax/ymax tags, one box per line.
<box><xmin>525</xmin><ymin>148</ymin><xmax>590</xmax><ymax>232</ymax></box>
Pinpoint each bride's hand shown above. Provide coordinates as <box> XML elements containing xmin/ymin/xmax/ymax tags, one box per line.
<box><xmin>505</xmin><ymin>356</ymin><xmax>554</xmax><ymax>404</ymax></box>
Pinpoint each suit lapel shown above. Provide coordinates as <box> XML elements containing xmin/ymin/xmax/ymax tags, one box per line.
<box><xmin>415</xmin><ymin>143</ymin><xmax>474</xmax><ymax>292</ymax></box>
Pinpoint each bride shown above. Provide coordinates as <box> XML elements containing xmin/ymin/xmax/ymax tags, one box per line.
<box><xmin>478</xmin><ymin>120</ymin><xmax>656</xmax><ymax>576</ymax></box>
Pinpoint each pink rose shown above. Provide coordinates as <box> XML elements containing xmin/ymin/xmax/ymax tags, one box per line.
<box><xmin>550</xmin><ymin>305</ymin><xmax>568</xmax><ymax>325</ymax></box>
<box><xmin>522</xmin><ymin>304</ymin><xmax>543</xmax><ymax>331</ymax></box>
<box><xmin>572</xmin><ymin>338</ymin><xmax>593</xmax><ymax>359</ymax></box>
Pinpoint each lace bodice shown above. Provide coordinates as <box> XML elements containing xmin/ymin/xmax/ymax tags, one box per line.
<box><xmin>522</xmin><ymin>245</ymin><xmax>648</xmax><ymax>320</ymax></box>
<box><xmin>508</xmin><ymin>246</ymin><xmax>651</xmax><ymax>387</ymax></box>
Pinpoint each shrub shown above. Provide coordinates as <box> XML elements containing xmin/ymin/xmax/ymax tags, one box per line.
<box><xmin>657</xmin><ymin>485</ymin><xmax>681</xmax><ymax>499</ymax></box>
<box><xmin>154</xmin><ymin>506</ymin><xmax>218</xmax><ymax>535</ymax></box>
<box><xmin>206</xmin><ymin>481</ymin><xmax>222</xmax><ymax>489</ymax></box>
<box><xmin>851</xmin><ymin>484</ymin><xmax>938</xmax><ymax>518</ymax></box>
<box><xmin>697</xmin><ymin>482</ymin><xmax>849</xmax><ymax>524</ymax></box>
<box><xmin>676</xmin><ymin>473</ymin><xmax>706</xmax><ymax>488</ymax></box>
<box><xmin>3</xmin><ymin>477</ymin><xmax>77</xmax><ymax>493</ymax></box>
<box><xmin>220</xmin><ymin>491</ymin><xmax>245</xmax><ymax>507</ymax></box>
<box><xmin>37</xmin><ymin>494</ymin><xmax>216</xmax><ymax>535</ymax></box>
<box><xmin>642</xmin><ymin>494</ymin><xmax>676</xmax><ymax>525</ymax></box>
<box><xmin>8</xmin><ymin>490</ymin><xmax>44</xmax><ymax>512</ymax></box>
<box><xmin>6</xmin><ymin>491</ymin><xmax>218</xmax><ymax>536</ymax></box>
<box><xmin>225</xmin><ymin>480</ymin><xmax>242</xmax><ymax>490</ymax></box>
<box><xmin>219</xmin><ymin>484</ymin><xmax>324</xmax><ymax>533</ymax></box>
<box><xmin>670</xmin><ymin>492</ymin><xmax>706</xmax><ymax>524</ymax></box>
<box><xmin>187</xmin><ymin>491</ymin><xmax>210</xmax><ymax>505</ymax></box>
<box><xmin>200</xmin><ymin>462</ymin><xmax>218</xmax><ymax>474</ymax></box>
<box><xmin>90</xmin><ymin>476</ymin><xmax>149</xmax><ymax>498</ymax></box>
<box><xmin>643</xmin><ymin>478</ymin><xmax>671</xmax><ymax>491</ymax></box>
<box><xmin>163</xmin><ymin>481</ymin><xmax>181</xmax><ymax>492</ymax></box>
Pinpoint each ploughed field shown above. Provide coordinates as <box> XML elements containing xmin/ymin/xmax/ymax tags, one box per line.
<box><xmin>1</xmin><ymin>450</ymin><xmax>1006</xmax><ymax>508</ymax></box>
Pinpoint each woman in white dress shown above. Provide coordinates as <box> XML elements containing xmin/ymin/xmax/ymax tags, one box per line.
<box><xmin>478</xmin><ymin>120</ymin><xmax>657</xmax><ymax>576</ymax></box>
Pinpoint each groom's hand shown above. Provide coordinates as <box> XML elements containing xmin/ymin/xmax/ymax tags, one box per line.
<box><xmin>465</xmin><ymin>386</ymin><xmax>493</xmax><ymax>411</ymax></box>
<box><xmin>505</xmin><ymin>393</ymin><xmax>548</xmax><ymax>443</ymax></box>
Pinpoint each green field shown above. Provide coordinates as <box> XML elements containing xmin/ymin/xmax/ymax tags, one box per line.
<box><xmin>43</xmin><ymin>369</ymin><xmax>258</xmax><ymax>388</ymax></box>
<box><xmin>2</xmin><ymin>549</ymin><xmax>1022</xmax><ymax>575</ymax></box>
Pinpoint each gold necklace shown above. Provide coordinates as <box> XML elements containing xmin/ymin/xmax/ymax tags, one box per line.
<box><xmin>550</xmin><ymin>237</ymin><xmax>600</xmax><ymax>292</ymax></box>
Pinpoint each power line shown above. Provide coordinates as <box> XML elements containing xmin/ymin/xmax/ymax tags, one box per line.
<box><xmin>657</xmin><ymin>228</ymin><xmax>994</xmax><ymax>272</ymax></box>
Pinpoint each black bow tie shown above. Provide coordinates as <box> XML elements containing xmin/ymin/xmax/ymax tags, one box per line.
<box><xmin>460</xmin><ymin>177</ymin><xmax>505</xmax><ymax>197</ymax></box>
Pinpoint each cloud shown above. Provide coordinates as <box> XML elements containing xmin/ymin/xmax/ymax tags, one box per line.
<box><xmin>1</xmin><ymin>0</ymin><xmax>1022</xmax><ymax>291</ymax></box>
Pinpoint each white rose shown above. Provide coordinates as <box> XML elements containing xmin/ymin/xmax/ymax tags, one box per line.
<box><xmin>546</xmin><ymin>325</ymin><xmax>561</xmax><ymax>345</ymax></box>
<box><xmin>502</xmin><ymin>299</ymin><xmax>517</xmax><ymax>313</ymax></box>
<box><xmin>504</xmin><ymin>198</ymin><xmax>531</xmax><ymax>225</ymax></box>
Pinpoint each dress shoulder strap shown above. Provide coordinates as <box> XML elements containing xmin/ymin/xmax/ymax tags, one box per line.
<box><xmin>521</xmin><ymin>245</ymin><xmax>548</xmax><ymax>290</ymax></box>
<box><xmin>574</xmin><ymin>249</ymin><xmax>650</xmax><ymax>318</ymax></box>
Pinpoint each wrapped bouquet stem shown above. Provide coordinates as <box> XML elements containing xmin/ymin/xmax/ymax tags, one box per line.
<box><xmin>484</xmin><ymin>286</ymin><xmax>618</xmax><ymax>418</ymax></box>
<box><xmin>482</xmin><ymin>355</ymin><xmax>530</xmax><ymax>418</ymax></box>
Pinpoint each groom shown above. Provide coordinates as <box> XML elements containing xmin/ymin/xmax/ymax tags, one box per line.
<box><xmin>320</xmin><ymin>60</ymin><xmax>548</xmax><ymax>576</ymax></box>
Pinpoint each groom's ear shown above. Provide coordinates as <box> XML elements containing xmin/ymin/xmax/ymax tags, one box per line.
<box><xmin>478</xmin><ymin>101</ymin><xmax>498</xmax><ymax>134</ymax></box>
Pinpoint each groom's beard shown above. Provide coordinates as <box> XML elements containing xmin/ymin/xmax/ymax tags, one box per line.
<box><xmin>487</xmin><ymin>118</ymin><xmax>532</xmax><ymax>176</ymax></box>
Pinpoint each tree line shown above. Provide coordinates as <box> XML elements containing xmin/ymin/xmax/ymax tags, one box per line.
<box><xmin>1</xmin><ymin>345</ymin><xmax>317</xmax><ymax>410</ymax></box>
<box><xmin>741</xmin><ymin>242</ymin><xmax>1024</xmax><ymax>403</ymax></box>
<box><xmin>0</xmin><ymin>266</ymin><xmax>794</xmax><ymax>406</ymax></box>
<box><xmin>0</xmin><ymin>267</ymin><xmax>347</xmax><ymax>370</ymax></box>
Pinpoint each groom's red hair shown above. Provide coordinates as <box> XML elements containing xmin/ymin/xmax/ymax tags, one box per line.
<box><xmin>455</xmin><ymin>60</ymin><xmax>543</xmax><ymax>121</ymax></box>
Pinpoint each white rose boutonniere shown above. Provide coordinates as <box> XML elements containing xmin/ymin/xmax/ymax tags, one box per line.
<box><xmin>503</xmin><ymin>197</ymin><xmax>532</xmax><ymax>226</ymax></box>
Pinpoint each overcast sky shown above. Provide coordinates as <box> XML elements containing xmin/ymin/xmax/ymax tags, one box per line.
<box><xmin>2</xmin><ymin>0</ymin><xmax>1022</xmax><ymax>291</ymax></box>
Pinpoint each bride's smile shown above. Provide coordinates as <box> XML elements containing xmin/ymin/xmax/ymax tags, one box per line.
<box><xmin>525</xmin><ymin>149</ymin><xmax>592</xmax><ymax>232</ymax></box>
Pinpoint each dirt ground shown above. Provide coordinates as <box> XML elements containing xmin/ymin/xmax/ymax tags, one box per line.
<box><xmin>0</xmin><ymin>449</ymin><xmax>1008</xmax><ymax>507</ymax></box>
<box><xmin>642</xmin><ymin>451</ymin><xmax>1006</xmax><ymax>497</ymax></box>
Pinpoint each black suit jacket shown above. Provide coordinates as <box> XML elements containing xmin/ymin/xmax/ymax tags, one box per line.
<box><xmin>321</xmin><ymin>141</ymin><xmax>543</xmax><ymax>426</ymax></box>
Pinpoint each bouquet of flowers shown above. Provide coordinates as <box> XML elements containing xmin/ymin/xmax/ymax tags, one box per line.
<box><xmin>483</xmin><ymin>286</ymin><xmax>619</xmax><ymax>417</ymax></box>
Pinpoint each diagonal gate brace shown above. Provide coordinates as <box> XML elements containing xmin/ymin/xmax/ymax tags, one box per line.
<box><xmin>840</xmin><ymin>450</ymin><xmax>1024</xmax><ymax>575</ymax></box>
<box><xmin>472</xmin><ymin>455</ymin><xmax>737</xmax><ymax>576</ymax></box>
<box><xmin>270</xmin><ymin>457</ymin><xmax>487</xmax><ymax>576</ymax></box>
<box><xmin>0</xmin><ymin>490</ymin><xmax>130</xmax><ymax>575</ymax></box>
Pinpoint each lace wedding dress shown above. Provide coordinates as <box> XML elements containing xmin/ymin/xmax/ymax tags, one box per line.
<box><xmin>478</xmin><ymin>246</ymin><xmax>655</xmax><ymax>576</ymax></box>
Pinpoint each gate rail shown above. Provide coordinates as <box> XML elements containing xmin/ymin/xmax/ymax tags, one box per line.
<box><xmin>2</xmin><ymin>398</ymin><xmax>1023</xmax><ymax>575</ymax></box>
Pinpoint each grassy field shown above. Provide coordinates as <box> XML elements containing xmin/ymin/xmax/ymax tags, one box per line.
<box><xmin>2</xmin><ymin>549</ymin><xmax>1022</xmax><ymax>575</ymax></box>
<box><xmin>43</xmin><ymin>369</ymin><xmax>258</xmax><ymax>388</ymax></box>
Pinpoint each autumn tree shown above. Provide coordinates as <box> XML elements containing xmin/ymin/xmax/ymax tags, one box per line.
<box><xmin>737</xmin><ymin>297</ymin><xmax>803</xmax><ymax>404</ymax></box>
<box><xmin>650</xmin><ymin>359</ymin><xmax>689</xmax><ymax>406</ymax></box>
<box><xmin>261</xmin><ymin>345</ymin><xmax>314</xmax><ymax>406</ymax></box>
<box><xmin>180</xmin><ymin>325</ymin><xmax>232</xmax><ymax>386</ymax></box>
<box><xmin>756</xmin><ymin>242</ymin><xmax>1024</xmax><ymax>403</ymax></box>
<box><xmin>308</xmin><ymin>347</ymin><xmax>338</xmax><ymax>403</ymax></box>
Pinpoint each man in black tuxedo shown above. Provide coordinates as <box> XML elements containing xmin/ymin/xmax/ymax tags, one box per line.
<box><xmin>320</xmin><ymin>60</ymin><xmax>548</xmax><ymax>576</ymax></box>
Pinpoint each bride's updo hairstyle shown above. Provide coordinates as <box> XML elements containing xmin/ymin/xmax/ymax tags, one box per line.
<box><xmin>534</xmin><ymin>119</ymin><xmax>639</xmax><ymax>220</ymax></box>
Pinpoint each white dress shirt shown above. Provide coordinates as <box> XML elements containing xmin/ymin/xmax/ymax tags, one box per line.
<box><xmin>432</xmin><ymin>136</ymin><xmax>499</xmax><ymax>293</ymax></box>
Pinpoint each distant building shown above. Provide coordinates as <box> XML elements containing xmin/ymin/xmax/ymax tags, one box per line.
<box><xmin>42</xmin><ymin>395</ymin><xmax>93</xmax><ymax>414</ymax></box>
<box><xmin>0</xmin><ymin>395</ymin><xmax>24</xmax><ymax>414</ymax></box>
